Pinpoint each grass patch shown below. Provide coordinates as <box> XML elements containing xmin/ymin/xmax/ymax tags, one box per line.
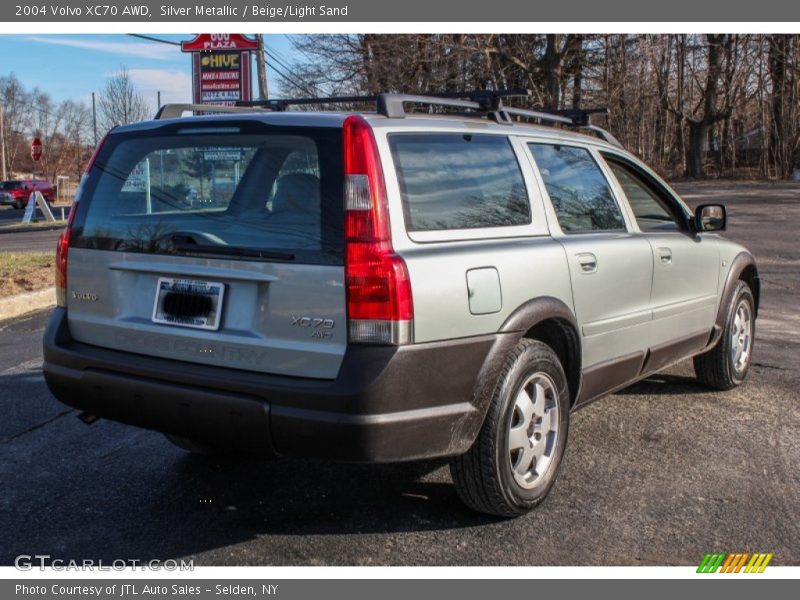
<box><xmin>0</xmin><ymin>220</ymin><xmax>66</xmax><ymax>231</ymax></box>
<box><xmin>0</xmin><ymin>251</ymin><xmax>56</xmax><ymax>297</ymax></box>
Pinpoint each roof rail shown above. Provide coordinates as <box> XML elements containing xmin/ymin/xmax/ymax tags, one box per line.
<box><xmin>236</xmin><ymin>88</ymin><xmax>530</xmax><ymax>116</ymax></box>
<box><xmin>161</xmin><ymin>91</ymin><xmax>622</xmax><ymax>147</ymax></box>
<box><xmin>582</xmin><ymin>124</ymin><xmax>622</xmax><ymax>148</ymax></box>
<box><xmin>154</xmin><ymin>103</ymin><xmax>271</xmax><ymax>120</ymax></box>
<box><xmin>239</xmin><ymin>93</ymin><xmax>483</xmax><ymax>116</ymax></box>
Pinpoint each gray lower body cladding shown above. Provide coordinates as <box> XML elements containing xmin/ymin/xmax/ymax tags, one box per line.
<box><xmin>42</xmin><ymin>308</ymin><xmax>497</xmax><ymax>462</ymax></box>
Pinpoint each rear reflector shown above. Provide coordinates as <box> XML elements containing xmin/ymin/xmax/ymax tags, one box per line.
<box><xmin>342</xmin><ymin>114</ymin><xmax>413</xmax><ymax>345</ymax></box>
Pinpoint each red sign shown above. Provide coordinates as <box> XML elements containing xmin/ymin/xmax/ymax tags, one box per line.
<box><xmin>181</xmin><ymin>34</ymin><xmax>257</xmax><ymax>107</ymax></box>
<box><xmin>30</xmin><ymin>137</ymin><xmax>42</xmax><ymax>161</ymax></box>
<box><xmin>180</xmin><ymin>34</ymin><xmax>259</xmax><ymax>52</ymax></box>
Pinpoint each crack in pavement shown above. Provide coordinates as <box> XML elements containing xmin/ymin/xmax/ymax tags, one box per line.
<box><xmin>752</xmin><ymin>362</ymin><xmax>789</xmax><ymax>371</ymax></box>
<box><xmin>0</xmin><ymin>408</ymin><xmax>74</xmax><ymax>446</ymax></box>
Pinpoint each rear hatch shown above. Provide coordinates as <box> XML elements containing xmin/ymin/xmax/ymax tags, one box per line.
<box><xmin>67</xmin><ymin>117</ymin><xmax>346</xmax><ymax>379</ymax></box>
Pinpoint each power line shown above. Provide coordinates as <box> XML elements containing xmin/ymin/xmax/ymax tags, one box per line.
<box><xmin>125</xmin><ymin>33</ymin><xmax>311</xmax><ymax>98</ymax></box>
<box><xmin>268</xmin><ymin>44</ymin><xmax>293</xmax><ymax>66</ymax></box>
<box><xmin>263</xmin><ymin>49</ymin><xmax>317</xmax><ymax>95</ymax></box>
<box><xmin>127</xmin><ymin>33</ymin><xmax>181</xmax><ymax>46</ymax></box>
<box><xmin>264</xmin><ymin>48</ymin><xmax>296</xmax><ymax>74</ymax></box>
<box><xmin>267</xmin><ymin>61</ymin><xmax>312</xmax><ymax>96</ymax></box>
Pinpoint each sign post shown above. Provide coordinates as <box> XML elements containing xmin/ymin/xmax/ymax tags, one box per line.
<box><xmin>180</xmin><ymin>34</ymin><xmax>259</xmax><ymax>108</ymax></box>
<box><xmin>26</xmin><ymin>137</ymin><xmax>43</xmax><ymax>223</ymax></box>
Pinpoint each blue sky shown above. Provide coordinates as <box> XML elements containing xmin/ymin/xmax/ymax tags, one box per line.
<box><xmin>0</xmin><ymin>34</ymin><xmax>298</xmax><ymax>111</ymax></box>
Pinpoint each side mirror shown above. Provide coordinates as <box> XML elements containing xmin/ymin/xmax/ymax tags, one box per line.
<box><xmin>695</xmin><ymin>204</ymin><xmax>727</xmax><ymax>232</ymax></box>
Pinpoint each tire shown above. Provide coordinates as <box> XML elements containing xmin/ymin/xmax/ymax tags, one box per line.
<box><xmin>694</xmin><ymin>281</ymin><xmax>755</xmax><ymax>390</ymax></box>
<box><xmin>13</xmin><ymin>201</ymin><xmax>22</xmax><ymax>210</ymax></box>
<box><xmin>450</xmin><ymin>339</ymin><xmax>570</xmax><ymax>517</ymax></box>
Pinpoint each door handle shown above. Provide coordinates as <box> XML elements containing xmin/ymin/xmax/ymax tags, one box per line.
<box><xmin>576</xmin><ymin>253</ymin><xmax>598</xmax><ymax>273</ymax></box>
<box><xmin>657</xmin><ymin>247</ymin><xmax>672</xmax><ymax>264</ymax></box>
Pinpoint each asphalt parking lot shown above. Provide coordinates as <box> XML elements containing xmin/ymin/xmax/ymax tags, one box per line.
<box><xmin>0</xmin><ymin>181</ymin><xmax>797</xmax><ymax>566</ymax></box>
<box><xmin>0</xmin><ymin>206</ymin><xmax>64</xmax><ymax>252</ymax></box>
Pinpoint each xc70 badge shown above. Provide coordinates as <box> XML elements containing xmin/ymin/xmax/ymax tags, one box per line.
<box><xmin>291</xmin><ymin>315</ymin><xmax>335</xmax><ymax>340</ymax></box>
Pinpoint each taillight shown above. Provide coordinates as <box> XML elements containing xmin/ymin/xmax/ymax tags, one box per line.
<box><xmin>343</xmin><ymin>115</ymin><xmax>413</xmax><ymax>345</ymax></box>
<box><xmin>55</xmin><ymin>202</ymin><xmax>76</xmax><ymax>308</ymax></box>
<box><xmin>56</xmin><ymin>132</ymin><xmax>110</xmax><ymax>308</ymax></box>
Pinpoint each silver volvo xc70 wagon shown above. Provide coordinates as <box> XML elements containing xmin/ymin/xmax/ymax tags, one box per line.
<box><xmin>43</xmin><ymin>91</ymin><xmax>759</xmax><ymax>516</ymax></box>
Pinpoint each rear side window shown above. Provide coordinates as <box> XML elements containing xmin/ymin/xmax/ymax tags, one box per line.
<box><xmin>72</xmin><ymin>123</ymin><xmax>343</xmax><ymax>265</ymax></box>
<box><xmin>529</xmin><ymin>144</ymin><xmax>625</xmax><ymax>233</ymax></box>
<box><xmin>389</xmin><ymin>133</ymin><xmax>531</xmax><ymax>232</ymax></box>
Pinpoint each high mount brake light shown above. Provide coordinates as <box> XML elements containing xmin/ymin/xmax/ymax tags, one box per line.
<box><xmin>342</xmin><ymin>115</ymin><xmax>413</xmax><ymax>345</ymax></box>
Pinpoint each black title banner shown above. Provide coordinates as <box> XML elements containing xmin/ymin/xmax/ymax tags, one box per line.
<box><xmin>4</xmin><ymin>0</ymin><xmax>800</xmax><ymax>22</ymax></box>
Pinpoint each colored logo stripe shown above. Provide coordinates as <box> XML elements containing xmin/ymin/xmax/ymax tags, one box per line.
<box><xmin>720</xmin><ymin>553</ymin><xmax>749</xmax><ymax>573</ymax></box>
<box><xmin>744</xmin><ymin>553</ymin><xmax>774</xmax><ymax>573</ymax></box>
<box><xmin>697</xmin><ymin>552</ymin><xmax>726</xmax><ymax>573</ymax></box>
<box><xmin>697</xmin><ymin>552</ymin><xmax>773</xmax><ymax>573</ymax></box>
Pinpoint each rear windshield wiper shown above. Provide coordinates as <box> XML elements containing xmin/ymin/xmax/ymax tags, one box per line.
<box><xmin>168</xmin><ymin>234</ymin><xmax>295</xmax><ymax>261</ymax></box>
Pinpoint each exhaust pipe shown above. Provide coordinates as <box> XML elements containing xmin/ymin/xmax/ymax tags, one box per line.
<box><xmin>78</xmin><ymin>412</ymin><xmax>99</xmax><ymax>425</ymax></box>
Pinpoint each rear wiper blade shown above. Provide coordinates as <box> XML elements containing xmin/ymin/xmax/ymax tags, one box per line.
<box><xmin>172</xmin><ymin>241</ymin><xmax>295</xmax><ymax>261</ymax></box>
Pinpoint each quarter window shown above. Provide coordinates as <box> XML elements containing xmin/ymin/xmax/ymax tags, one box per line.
<box><xmin>529</xmin><ymin>144</ymin><xmax>625</xmax><ymax>233</ymax></box>
<box><xmin>389</xmin><ymin>133</ymin><xmax>531</xmax><ymax>232</ymax></box>
<box><xmin>603</xmin><ymin>157</ymin><xmax>683</xmax><ymax>232</ymax></box>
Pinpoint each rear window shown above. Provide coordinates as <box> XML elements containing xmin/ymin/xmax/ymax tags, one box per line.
<box><xmin>72</xmin><ymin>122</ymin><xmax>343</xmax><ymax>265</ymax></box>
<box><xmin>388</xmin><ymin>133</ymin><xmax>531</xmax><ymax>232</ymax></box>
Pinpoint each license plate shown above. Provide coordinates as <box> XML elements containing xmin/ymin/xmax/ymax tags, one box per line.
<box><xmin>151</xmin><ymin>277</ymin><xmax>225</xmax><ymax>331</ymax></box>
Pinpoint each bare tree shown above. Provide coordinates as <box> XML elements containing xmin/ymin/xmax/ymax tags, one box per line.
<box><xmin>21</xmin><ymin>35</ymin><xmax>800</xmax><ymax>181</ymax></box>
<box><xmin>0</xmin><ymin>73</ymin><xmax>36</xmax><ymax>174</ymax></box>
<box><xmin>540</xmin><ymin>34</ymin><xmax>582</xmax><ymax>108</ymax></box>
<box><xmin>768</xmin><ymin>34</ymin><xmax>800</xmax><ymax>178</ymax></box>
<box><xmin>96</xmin><ymin>67</ymin><xmax>149</xmax><ymax>134</ymax></box>
<box><xmin>0</xmin><ymin>73</ymin><xmax>97</xmax><ymax>185</ymax></box>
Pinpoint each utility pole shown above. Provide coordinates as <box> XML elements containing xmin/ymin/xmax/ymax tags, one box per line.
<box><xmin>0</xmin><ymin>104</ymin><xmax>7</xmax><ymax>181</ymax></box>
<box><xmin>91</xmin><ymin>92</ymin><xmax>97</xmax><ymax>146</ymax></box>
<box><xmin>157</xmin><ymin>90</ymin><xmax>161</xmax><ymax>109</ymax></box>
<box><xmin>255</xmin><ymin>34</ymin><xmax>268</xmax><ymax>100</ymax></box>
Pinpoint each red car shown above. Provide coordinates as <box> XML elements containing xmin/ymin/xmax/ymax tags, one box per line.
<box><xmin>0</xmin><ymin>179</ymin><xmax>55</xmax><ymax>209</ymax></box>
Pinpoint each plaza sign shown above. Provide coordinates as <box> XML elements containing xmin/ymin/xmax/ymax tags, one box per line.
<box><xmin>181</xmin><ymin>34</ymin><xmax>259</xmax><ymax>106</ymax></box>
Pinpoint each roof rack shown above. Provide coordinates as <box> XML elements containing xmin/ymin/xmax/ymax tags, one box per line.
<box><xmin>235</xmin><ymin>89</ymin><xmax>529</xmax><ymax>117</ymax></box>
<box><xmin>156</xmin><ymin>90</ymin><xmax>622</xmax><ymax>147</ymax></box>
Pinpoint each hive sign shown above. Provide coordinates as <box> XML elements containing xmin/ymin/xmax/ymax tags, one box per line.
<box><xmin>181</xmin><ymin>34</ymin><xmax>260</xmax><ymax>106</ymax></box>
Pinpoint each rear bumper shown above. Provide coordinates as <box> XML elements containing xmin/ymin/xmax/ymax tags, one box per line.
<box><xmin>43</xmin><ymin>308</ymin><xmax>498</xmax><ymax>462</ymax></box>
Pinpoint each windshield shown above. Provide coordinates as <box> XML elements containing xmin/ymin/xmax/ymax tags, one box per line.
<box><xmin>0</xmin><ymin>181</ymin><xmax>21</xmax><ymax>190</ymax></box>
<box><xmin>71</xmin><ymin>123</ymin><xmax>344</xmax><ymax>265</ymax></box>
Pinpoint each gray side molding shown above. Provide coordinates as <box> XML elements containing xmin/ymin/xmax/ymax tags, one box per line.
<box><xmin>719</xmin><ymin>251</ymin><xmax>760</xmax><ymax>322</ymax></box>
<box><xmin>464</xmin><ymin>297</ymin><xmax>583</xmax><ymax>437</ymax></box>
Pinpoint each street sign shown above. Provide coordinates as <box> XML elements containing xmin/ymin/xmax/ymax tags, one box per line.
<box><xmin>30</xmin><ymin>137</ymin><xmax>42</xmax><ymax>161</ymax></box>
<box><xmin>21</xmin><ymin>191</ymin><xmax>55</xmax><ymax>225</ymax></box>
<box><xmin>181</xmin><ymin>34</ymin><xmax>258</xmax><ymax>108</ymax></box>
